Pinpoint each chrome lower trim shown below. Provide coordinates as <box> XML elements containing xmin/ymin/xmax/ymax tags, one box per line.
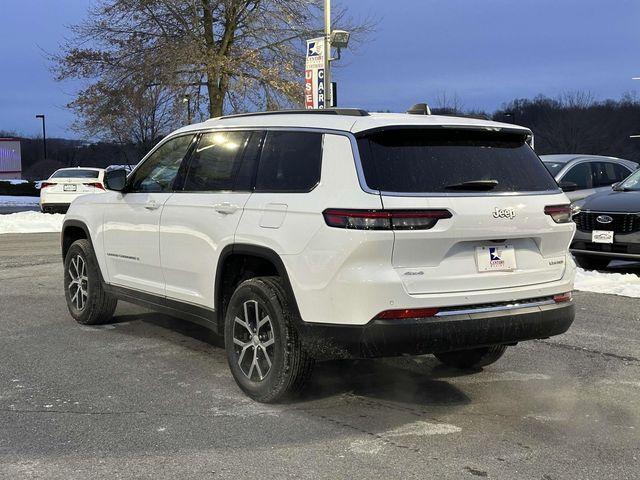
<box><xmin>435</xmin><ymin>298</ymin><xmax>557</xmax><ymax>317</ymax></box>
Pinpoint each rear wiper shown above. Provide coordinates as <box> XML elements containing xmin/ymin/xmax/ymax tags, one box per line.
<box><xmin>444</xmin><ymin>179</ymin><xmax>499</xmax><ymax>191</ymax></box>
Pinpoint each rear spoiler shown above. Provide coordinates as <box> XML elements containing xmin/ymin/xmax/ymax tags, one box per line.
<box><xmin>356</xmin><ymin>125</ymin><xmax>536</xmax><ymax>149</ymax></box>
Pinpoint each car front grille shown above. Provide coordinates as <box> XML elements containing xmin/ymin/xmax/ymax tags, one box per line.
<box><xmin>573</xmin><ymin>212</ymin><xmax>640</xmax><ymax>234</ymax></box>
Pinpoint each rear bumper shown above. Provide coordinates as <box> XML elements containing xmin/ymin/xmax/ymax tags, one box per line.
<box><xmin>297</xmin><ymin>300</ymin><xmax>575</xmax><ymax>359</ymax></box>
<box><xmin>40</xmin><ymin>203</ymin><xmax>70</xmax><ymax>214</ymax></box>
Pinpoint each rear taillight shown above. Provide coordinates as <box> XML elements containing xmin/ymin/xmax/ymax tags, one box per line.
<box><xmin>553</xmin><ymin>292</ymin><xmax>572</xmax><ymax>303</ymax></box>
<box><xmin>544</xmin><ymin>204</ymin><xmax>572</xmax><ymax>223</ymax></box>
<box><xmin>322</xmin><ymin>209</ymin><xmax>452</xmax><ymax>230</ymax></box>
<box><xmin>40</xmin><ymin>182</ymin><xmax>54</xmax><ymax>189</ymax></box>
<box><xmin>86</xmin><ymin>182</ymin><xmax>105</xmax><ymax>190</ymax></box>
<box><xmin>374</xmin><ymin>308</ymin><xmax>440</xmax><ymax>320</ymax></box>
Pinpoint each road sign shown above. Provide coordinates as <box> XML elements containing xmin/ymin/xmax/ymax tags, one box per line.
<box><xmin>305</xmin><ymin>37</ymin><xmax>326</xmax><ymax>109</ymax></box>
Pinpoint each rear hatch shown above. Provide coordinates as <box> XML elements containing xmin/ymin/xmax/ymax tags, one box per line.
<box><xmin>356</xmin><ymin>127</ymin><xmax>573</xmax><ymax>294</ymax></box>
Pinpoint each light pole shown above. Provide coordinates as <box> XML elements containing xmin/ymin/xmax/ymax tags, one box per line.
<box><xmin>631</xmin><ymin>78</ymin><xmax>639</xmax><ymax>137</ymax></box>
<box><xmin>322</xmin><ymin>0</ymin><xmax>351</xmax><ymax>107</ymax></box>
<box><xmin>35</xmin><ymin>114</ymin><xmax>47</xmax><ymax>160</ymax></box>
<box><xmin>182</xmin><ymin>95</ymin><xmax>192</xmax><ymax>124</ymax></box>
<box><xmin>323</xmin><ymin>0</ymin><xmax>332</xmax><ymax>107</ymax></box>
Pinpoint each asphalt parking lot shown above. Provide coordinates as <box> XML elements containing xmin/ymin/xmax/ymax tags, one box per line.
<box><xmin>0</xmin><ymin>233</ymin><xmax>638</xmax><ymax>479</ymax></box>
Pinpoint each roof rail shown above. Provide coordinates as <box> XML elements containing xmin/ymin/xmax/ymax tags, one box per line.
<box><xmin>218</xmin><ymin>108</ymin><xmax>370</xmax><ymax>120</ymax></box>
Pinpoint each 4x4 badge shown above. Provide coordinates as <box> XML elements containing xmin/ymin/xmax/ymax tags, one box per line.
<box><xmin>492</xmin><ymin>207</ymin><xmax>516</xmax><ymax>220</ymax></box>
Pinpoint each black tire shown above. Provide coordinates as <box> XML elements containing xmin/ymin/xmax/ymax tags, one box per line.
<box><xmin>224</xmin><ymin>276</ymin><xmax>314</xmax><ymax>403</ymax></box>
<box><xmin>434</xmin><ymin>345</ymin><xmax>508</xmax><ymax>370</ymax></box>
<box><xmin>64</xmin><ymin>239</ymin><xmax>117</xmax><ymax>325</ymax></box>
<box><xmin>573</xmin><ymin>255</ymin><xmax>610</xmax><ymax>271</ymax></box>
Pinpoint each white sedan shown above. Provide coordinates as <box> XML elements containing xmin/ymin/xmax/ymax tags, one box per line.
<box><xmin>40</xmin><ymin>167</ymin><xmax>107</xmax><ymax>214</ymax></box>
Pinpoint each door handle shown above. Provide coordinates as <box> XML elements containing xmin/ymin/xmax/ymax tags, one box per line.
<box><xmin>144</xmin><ymin>200</ymin><xmax>160</xmax><ymax>210</ymax></box>
<box><xmin>213</xmin><ymin>202</ymin><xmax>239</xmax><ymax>215</ymax></box>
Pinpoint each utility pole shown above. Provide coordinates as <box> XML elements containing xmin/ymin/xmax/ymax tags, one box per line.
<box><xmin>183</xmin><ymin>95</ymin><xmax>192</xmax><ymax>124</ymax></box>
<box><xmin>324</xmin><ymin>0</ymin><xmax>332</xmax><ymax>107</ymax></box>
<box><xmin>35</xmin><ymin>114</ymin><xmax>47</xmax><ymax>160</ymax></box>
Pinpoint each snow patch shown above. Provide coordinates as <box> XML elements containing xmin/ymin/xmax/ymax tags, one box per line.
<box><xmin>0</xmin><ymin>195</ymin><xmax>40</xmax><ymax>206</ymax></box>
<box><xmin>575</xmin><ymin>268</ymin><xmax>640</xmax><ymax>298</ymax></box>
<box><xmin>0</xmin><ymin>211</ymin><xmax>64</xmax><ymax>234</ymax></box>
<box><xmin>349</xmin><ymin>421</ymin><xmax>461</xmax><ymax>454</ymax></box>
<box><xmin>0</xmin><ymin>179</ymin><xmax>28</xmax><ymax>185</ymax></box>
<box><xmin>384</xmin><ymin>421</ymin><xmax>462</xmax><ymax>437</ymax></box>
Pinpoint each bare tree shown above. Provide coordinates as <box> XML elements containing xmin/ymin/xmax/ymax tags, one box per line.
<box><xmin>433</xmin><ymin>90</ymin><xmax>464</xmax><ymax>115</ymax></box>
<box><xmin>53</xmin><ymin>0</ymin><xmax>374</xmax><ymax>130</ymax></box>
<box><xmin>67</xmin><ymin>79</ymin><xmax>182</xmax><ymax>149</ymax></box>
<box><xmin>496</xmin><ymin>91</ymin><xmax>640</xmax><ymax>158</ymax></box>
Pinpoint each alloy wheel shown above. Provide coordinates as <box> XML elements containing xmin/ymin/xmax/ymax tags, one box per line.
<box><xmin>68</xmin><ymin>254</ymin><xmax>88</xmax><ymax>311</ymax></box>
<box><xmin>232</xmin><ymin>299</ymin><xmax>275</xmax><ymax>381</ymax></box>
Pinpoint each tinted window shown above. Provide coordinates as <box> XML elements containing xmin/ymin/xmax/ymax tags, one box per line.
<box><xmin>592</xmin><ymin>162</ymin><xmax>628</xmax><ymax>187</ymax></box>
<box><xmin>612</xmin><ymin>164</ymin><xmax>632</xmax><ymax>183</ymax></box>
<box><xmin>562</xmin><ymin>163</ymin><xmax>593</xmax><ymax>190</ymax></box>
<box><xmin>182</xmin><ymin>131</ymin><xmax>254</xmax><ymax>191</ymax></box>
<box><xmin>51</xmin><ymin>169</ymin><xmax>99</xmax><ymax>179</ymax></box>
<box><xmin>357</xmin><ymin>129</ymin><xmax>558</xmax><ymax>193</ymax></box>
<box><xmin>129</xmin><ymin>135</ymin><xmax>194</xmax><ymax>192</ymax></box>
<box><xmin>255</xmin><ymin>131</ymin><xmax>322</xmax><ymax>192</ymax></box>
<box><xmin>542</xmin><ymin>162</ymin><xmax>564</xmax><ymax>177</ymax></box>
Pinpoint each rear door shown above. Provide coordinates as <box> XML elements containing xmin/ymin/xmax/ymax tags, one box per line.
<box><xmin>356</xmin><ymin>128</ymin><xmax>574</xmax><ymax>295</ymax></box>
<box><xmin>102</xmin><ymin>134</ymin><xmax>195</xmax><ymax>295</ymax></box>
<box><xmin>159</xmin><ymin>130</ymin><xmax>260</xmax><ymax>307</ymax></box>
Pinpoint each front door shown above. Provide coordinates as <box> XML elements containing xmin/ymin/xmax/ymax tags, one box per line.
<box><xmin>103</xmin><ymin>134</ymin><xmax>195</xmax><ymax>295</ymax></box>
<box><xmin>160</xmin><ymin>130</ymin><xmax>260</xmax><ymax>307</ymax></box>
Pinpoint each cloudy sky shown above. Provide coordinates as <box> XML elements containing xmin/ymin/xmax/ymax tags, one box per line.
<box><xmin>1</xmin><ymin>0</ymin><xmax>638</xmax><ymax>138</ymax></box>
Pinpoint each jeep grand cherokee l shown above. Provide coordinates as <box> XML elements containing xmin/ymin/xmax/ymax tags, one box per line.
<box><xmin>61</xmin><ymin>109</ymin><xmax>576</xmax><ymax>402</ymax></box>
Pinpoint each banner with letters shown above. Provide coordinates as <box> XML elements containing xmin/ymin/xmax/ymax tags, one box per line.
<box><xmin>305</xmin><ymin>37</ymin><xmax>326</xmax><ymax>109</ymax></box>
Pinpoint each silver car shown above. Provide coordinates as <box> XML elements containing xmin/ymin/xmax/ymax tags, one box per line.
<box><xmin>541</xmin><ymin>154</ymin><xmax>638</xmax><ymax>203</ymax></box>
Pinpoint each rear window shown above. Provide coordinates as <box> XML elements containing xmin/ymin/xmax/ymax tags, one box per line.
<box><xmin>50</xmin><ymin>169</ymin><xmax>99</xmax><ymax>179</ymax></box>
<box><xmin>357</xmin><ymin>129</ymin><xmax>558</xmax><ymax>193</ymax></box>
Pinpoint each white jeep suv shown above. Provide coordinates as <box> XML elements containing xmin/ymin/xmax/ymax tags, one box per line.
<box><xmin>61</xmin><ymin>108</ymin><xmax>576</xmax><ymax>402</ymax></box>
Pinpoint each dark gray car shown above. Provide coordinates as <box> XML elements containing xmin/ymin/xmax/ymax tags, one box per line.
<box><xmin>571</xmin><ymin>167</ymin><xmax>640</xmax><ymax>269</ymax></box>
<box><xmin>541</xmin><ymin>154</ymin><xmax>638</xmax><ymax>203</ymax></box>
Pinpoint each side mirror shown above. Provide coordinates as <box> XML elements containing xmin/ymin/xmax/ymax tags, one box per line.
<box><xmin>611</xmin><ymin>182</ymin><xmax>619</xmax><ymax>190</ymax></box>
<box><xmin>559</xmin><ymin>181</ymin><xmax>578</xmax><ymax>192</ymax></box>
<box><xmin>104</xmin><ymin>168</ymin><xmax>128</xmax><ymax>192</ymax></box>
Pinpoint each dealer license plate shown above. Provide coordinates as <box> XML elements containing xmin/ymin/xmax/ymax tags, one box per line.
<box><xmin>475</xmin><ymin>245</ymin><xmax>516</xmax><ymax>272</ymax></box>
<box><xmin>592</xmin><ymin>230</ymin><xmax>613</xmax><ymax>244</ymax></box>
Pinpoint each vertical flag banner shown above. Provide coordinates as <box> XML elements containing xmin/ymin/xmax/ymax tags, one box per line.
<box><xmin>305</xmin><ymin>37</ymin><xmax>326</xmax><ymax>109</ymax></box>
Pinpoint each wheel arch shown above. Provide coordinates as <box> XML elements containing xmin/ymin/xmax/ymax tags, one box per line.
<box><xmin>215</xmin><ymin>244</ymin><xmax>302</xmax><ymax>332</ymax></box>
<box><xmin>61</xmin><ymin>220</ymin><xmax>93</xmax><ymax>259</ymax></box>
